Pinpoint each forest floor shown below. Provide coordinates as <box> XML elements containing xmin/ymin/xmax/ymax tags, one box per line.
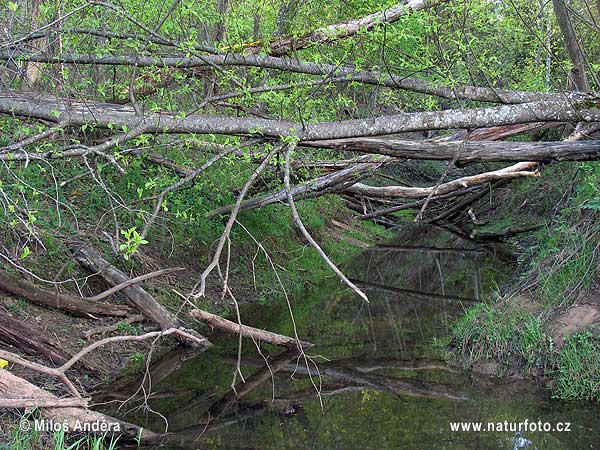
<box><xmin>0</xmin><ymin>191</ymin><xmax>387</xmax><ymax>446</ymax></box>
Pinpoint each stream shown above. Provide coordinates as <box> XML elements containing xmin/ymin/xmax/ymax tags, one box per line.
<box><xmin>103</xmin><ymin>223</ymin><xmax>600</xmax><ymax>450</ymax></box>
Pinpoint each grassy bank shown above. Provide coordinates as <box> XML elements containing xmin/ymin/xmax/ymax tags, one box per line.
<box><xmin>447</xmin><ymin>161</ymin><xmax>600</xmax><ymax>402</ymax></box>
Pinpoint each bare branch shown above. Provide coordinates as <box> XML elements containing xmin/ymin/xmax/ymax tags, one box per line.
<box><xmin>283</xmin><ymin>144</ymin><xmax>369</xmax><ymax>302</ymax></box>
<box><xmin>346</xmin><ymin>162</ymin><xmax>539</xmax><ymax>199</ymax></box>
<box><xmin>193</xmin><ymin>146</ymin><xmax>279</xmax><ymax>298</ymax></box>
<box><xmin>190</xmin><ymin>308</ymin><xmax>312</xmax><ymax>349</ymax></box>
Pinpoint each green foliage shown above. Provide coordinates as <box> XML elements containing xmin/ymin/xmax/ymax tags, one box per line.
<box><xmin>116</xmin><ymin>321</ymin><xmax>143</xmax><ymax>335</ymax></box>
<box><xmin>577</xmin><ymin>162</ymin><xmax>600</xmax><ymax>210</ymax></box>
<box><xmin>123</xmin><ymin>352</ymin><xmax>147</xmax><ymax>375</ymax></box>
<box><xmin>553</xmin><ymin>329</ymin><xmax>600</xmax><ymax>401</ymax></box>
<box><xmin>5</xmin><ymin>410</ymin><xmax>120</xmax><ymax>450</ymax></box>
<box><xmin>529</xmin><ymin>224</ymin><xmax>597</xmax><ymax>307</ymax></box>
<box><xmin>119</xmin><ymin>227</ymin><xmax>148</xmax><ymax>260</ymax></box>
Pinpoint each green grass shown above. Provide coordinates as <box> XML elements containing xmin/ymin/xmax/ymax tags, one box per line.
<box><xmin>553</xmin><ymin>329</ymin><xmax>600</xmax><ymax>402</ymax></box>
<box><xmin>4</xmin><ymin>411</ymin><xmax>121</xmax><ymax>450</ymax></box>
<box><xmin>522</xmin><ymin>223</ymin><xmax>598</xmax><ymax>307</ymax></box>
<box><xmin>0</xmin><ymin>126</ymin><xmax>387</xmax><ymax>308</ymax></box>
<box><xmin>449</xmin><ymin>161</ymin><xmax>600</xmax><ymax>402</ymax></box>
<box><xmin>451</xmin><ymin>302</ymin><xmax>552</xmax><ymax>372</ymax></box>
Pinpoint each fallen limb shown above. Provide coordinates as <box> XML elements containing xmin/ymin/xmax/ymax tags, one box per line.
<box><xmin>1</xmin><ymin>91</ymin><xmax>599</xmax><ymax>143</ymax></box>
<box><xmin>369</xmin><ymin>245</ymin><xmax>485</xmax><ymax>255</ymax></box>
<box><xmin>349</xmin><ymin>278</ymin><xmax>478</xmax><ymax>303</ymax></box>
<box><xmin>205</xmin><ymin>349</ymin><xmax>300</xmax><ymax>421</ymax></box>
<box><xmin>0</xmin><ymin>370</ymin><xmax>159</xmax><ymax>442</ymax></box>
<box><xmin>243</xmin><ymin>0</ymin><xmax>447</xmax><ymax>56</ymax></box>
<box><xmin>194</xmin><ymin>146</ymin><xmax>279</xmax><ymax>297</ymax></box>
<box><xmin>190</xmin><ymin>309</ymin><xmax>312</xmax><ymax>349</ymax></box>
<box><xmin>470</xmin><ymin>224</ymin><xmax>543</xmax><ymax>240</ymax></box>
<box><xmin>283</xmin><ymin>144</ymin><xmax>369</xmax><ymax>302</ymax></box>
<box><xmin>73</xmin><ymin>245</ymin><xmax>187</xmax><ymax>330</ymax></box>
<box><xmin>0</xmin><ymin>398</ymin><xmax>90</xmax><ymax>408</ymax></box>
<box><xmin>84</xmin><ymin>267</ymin><xmax>184</xmax><ymax>301</ymax></box>
<box><xmin>229</xmin><ymin>355</ymin><xmax>468</xmax><ymax>401</ymax></box>
<box><xmin>0</xmin><ymin>328</ymin><xmax>210</xmax><ymax>399</ymax></box>
<box><xmin>308</xmin><ymin>138</ymin><xmax>600</xmax><ymax>163</ymax></box>
<box><xmin>0</xmin><ymin>55</ymin><xmax>579</xmax><ymax>104</ymax></box>
<box><xmin>0</xmin><ymin>309</ymin><xmax>70</xmax><ymax>366</ymax></box>
<box><xmin>209</xmin><ymin>155</ymin><xmax>392</xmax><ymax>216</ymax></box>
<box><xmin>356</xmin><ymin>187</ymin><xmax>482</xmax><ymax>220</ymax></box>
<box><xmin>346</xmin><ymin>162</ymin><xmax>539</xmax><ymax>199</ymax></box>
<box><xmin>0</xmin><ymin>119</ymin><xmax>70</xmax><ymax>153</ymax></box>
<box><xmin>94</xmin><ymin>346</ymin><xmax>197</xmax><ymax>402</ymax></box>
<box><xmin>0</xmin><ymin>269</ymin><xmax>130</xmax><ymax>317</ymax></box>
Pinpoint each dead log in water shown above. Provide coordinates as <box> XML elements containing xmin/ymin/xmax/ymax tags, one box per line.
<box><xmin>0</xmin><ymin>269</ymin><xmax>130</xmax><ymax>317</ymax></box>
<box><xmin>368</xmin><ymin>245</ymin><xmax>485</xmax><ymax>256</ymax></box>
<box><xmin>190</xmin><ymin>309</ymin><xmax>313</xmax><ymax>349</ymax></box>
<box><xmin>349</xmin><ymin>278</ymin><xmax>478</xmax><ymax>304</ymax></box>
<box><xmin>226</xmin><ymin>355</ymin><xmax>467</xmax><ymax>401</ymax></box>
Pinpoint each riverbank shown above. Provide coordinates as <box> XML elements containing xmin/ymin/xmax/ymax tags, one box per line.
<box><xmin>0</xmin><ymin>167</ymin><xmax>388</xmax><ymax>448</ymax></box>
<box><xmin>446</xmin><ymin>162</ymin><xmax>600</xmax><ymax>402</ymax></box>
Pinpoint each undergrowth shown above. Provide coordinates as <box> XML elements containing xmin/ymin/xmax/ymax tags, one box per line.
<box><xmin>451</xmin><ymin>302</ymin><xmax>552</xmax><ymax>372</ymax></box>
<box><xmin>0</xmin><ymin>128</ymin><xmax>386</xmax><ymax>306</ymax></box>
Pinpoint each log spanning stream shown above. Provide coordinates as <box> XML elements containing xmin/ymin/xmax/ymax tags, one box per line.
<box><xmin>99</xmin><ymin>223</ymin><xmax>600</xmax><ymax>449</ymax></box>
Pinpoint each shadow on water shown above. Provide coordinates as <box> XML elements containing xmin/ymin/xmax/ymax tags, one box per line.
<box><xmin>98</xmin><ymin>223</ymin><xmax>600</xmax><ymax>450</ymax></box>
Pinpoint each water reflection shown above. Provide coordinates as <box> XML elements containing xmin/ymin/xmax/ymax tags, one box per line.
<box><xmin>99</xmin><ymin>223</ymin><xmax>600</xmax><ymax>449</ymax></box>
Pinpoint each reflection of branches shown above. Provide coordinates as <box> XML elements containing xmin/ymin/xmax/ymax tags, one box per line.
<box><xmin>233</xmin><ymin>355</ymin><xmax>466</xmax><ymax>401</ymax></box>
<box><xmin>0</xmin><ymin>328</ymin><xmax>207</xmax><ymax>398</ymax></box>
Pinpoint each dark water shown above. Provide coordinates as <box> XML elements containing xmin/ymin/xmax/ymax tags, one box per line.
<box><xmin>103</xmin><ymin>223</ymin><xmax>600</xmax><ymax>449</ymax></box>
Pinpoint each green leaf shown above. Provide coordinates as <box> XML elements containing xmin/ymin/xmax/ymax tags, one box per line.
<box><xmin>20</xmin><ymin>246</ymin><xmax>30</xmax><ymax>259</ymax></box>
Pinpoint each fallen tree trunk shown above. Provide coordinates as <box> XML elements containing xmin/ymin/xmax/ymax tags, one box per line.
<box><xmin>1</xmin><ymin>91</ymin><xmax>599</xmax><ymax>143</ymax></box>
<box><xmin>369</xmin><ymin>245</ymin><xmax>485</xmax><ymax>255</ymax></box>
<box><xmin>470</xmin><ymin>224</ymin><xmax>543</xmax><ymax>240</ymax></box>
<box><xmin>209</xmin><ymin>155</ymin><xmax>392</xmax><ymax>216</ymax></box>
<box><xmin>0</xmin><ymin>370</ymin><xmax>159</xmax><ymax>443</ymax></box>
<box><xmin>94</xmin><ymin>346</ymin><xmax>197</xmax><ymax>402</ymax></box>
<box><xmin>229</xmin><ymin>355</ymin><xmax>468</xmax><ymax>401</ymax></box>
<box><xmin>308</xmin><ymin>138</ymin><xmax>600</xmax><ymax>163</ymax></box>
<box><xmin>0</xmin><ymin>54</ymin><xmax>578</xmax><ymax>103</ymax></box>
<box><xmin>243</xmin><ymin>0</ymin><xmax>446</xmax><ymax>56</ymax></box>
<box><xmin>346</xmin><ymin>162</ymin><xmax>538</xmax><ymax>199</ymax></box>
<box><xmin>205</xmin><ymin>349</ymin><xmax>300</xmax><ymax>420</ymax></box>
<box><xmin>355</xmin><ymin>186</ymin><xmax>483</xmax><ymax>220</ymax></box>
<box><xmin>0</xmin><ymin>309</ymin><xmax>70</xmax><ymax>365</ymax></box>
<box><xmin>0</xmin><ymin>269</ymin><xmax>130</xmax><ymax>317</ymax></box>
<box><xmin>349</xmin><ymin>278</ymin><xmax>478</xmax><ymax>303</ymax></box>
<box><xmin>190</xmin><ymin>309</ymin><xmax>312</xmax><ymax>349</ymax></box>
<box><xmin>72</xmin><ymin>245</ymin><xmax>206</xmax><ymax>347</ymax></box>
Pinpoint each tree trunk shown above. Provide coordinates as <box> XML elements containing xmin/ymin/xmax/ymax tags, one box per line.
<box><xmin>0</xmin><ymin>269</ymin><xmax>130</xmax><ymax>317</ymax></box>
<box><xmin>0</xmin><ymin>309</ymin><xmax>69</xmax><ymax>365</ymax></box>
<box><xmin>552</xmin><ymin>0</ymin><xmax>590</xmax><ymax>91</ymax></box>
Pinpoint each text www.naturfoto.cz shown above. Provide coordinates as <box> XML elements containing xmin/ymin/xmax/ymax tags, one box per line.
<box><xmin>450</xmin><ymin>420</ymin><xmax>571</xmax><ymax>433</ymax></box>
